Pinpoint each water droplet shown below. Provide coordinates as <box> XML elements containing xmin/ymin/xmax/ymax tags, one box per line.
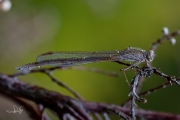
<box><xmin>38</xmin><ymin>66</ymin><xmax>42</xmax><ymax>68</ymax></box>
<box><xmin>116</xmin><ymin>50</ymin><xmax>119</xmax><ymax>53</ymax></box>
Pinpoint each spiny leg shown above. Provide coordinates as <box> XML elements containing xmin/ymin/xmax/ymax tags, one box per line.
<box><xmin>122</xmin><ymin>71</ymin><xmax>130</xmax><ymax>86</ymax></box>
<box><xmin>121</xmin><ymin>61</ymin><xmax>142</xmax><ymax>86</ymax></box>
<box><xmin>122</xmin><ymin>61</ymin><xmax>142</xmax><ymax>72</ymax></box>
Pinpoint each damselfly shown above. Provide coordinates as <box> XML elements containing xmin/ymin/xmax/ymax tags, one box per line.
<box><xmin>16</xmin><ymin>47</ymin><xmax>154</xmax><ymax>73</ymax></box>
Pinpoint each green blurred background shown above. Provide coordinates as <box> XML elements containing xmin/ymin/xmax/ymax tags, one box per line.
<box><xmin>1</xmin><ymin>0</ymin><xmax>180</xmax><ymax>119</ymax></box>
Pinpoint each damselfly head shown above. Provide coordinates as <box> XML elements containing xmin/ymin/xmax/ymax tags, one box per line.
<box><xmin>146</xmin><ymin>50</ymin><xmax>154</xmax><ymax>62</ymax></box>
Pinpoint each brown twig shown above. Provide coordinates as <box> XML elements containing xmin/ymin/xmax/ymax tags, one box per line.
<box><xmin>11</xmin><ymin>66</ymin><xmax>117</xmax><ymax>119</ymax></box>
<box><xmin>0</xmin><ymin>73</ymin><xmax>92</xmax><ymax>120</ymax></box>
<box><xmin>1</xmin><ymin>73</ymin><xmax>180</xmax><ymax>120</ymax></box>
<box><xmin>151</xmin><ymin>27</ymin><xmax>180</xmax><ymax>51</ymax></box>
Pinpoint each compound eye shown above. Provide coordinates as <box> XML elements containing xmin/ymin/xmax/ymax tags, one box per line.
<box><xmin>146</xmin><ymin>50</ymin><xmax>154</xmax><ymax>62</ymax></box>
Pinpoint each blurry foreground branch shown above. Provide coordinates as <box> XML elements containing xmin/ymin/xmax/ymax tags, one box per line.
<box><xmin>0</xmin><ymin>74</ymin><xmax>180</xmax><ymax>120</ymax></box>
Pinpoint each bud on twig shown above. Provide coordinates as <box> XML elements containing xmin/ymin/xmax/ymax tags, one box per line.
<box><xmin>162</xmin><ymin>27</ymin><xmax>169</xmax><ymax>35</ymax></box>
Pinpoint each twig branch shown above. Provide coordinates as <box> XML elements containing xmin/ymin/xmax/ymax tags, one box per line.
<box><xmin>1</xmin><ymin>73</ymin><xmax>180</xmax><ymax>120</ymax></box>
<box><xmin>44</xmin><ymin>71</ymin><xmax>83</xmax><ymax>100</ymax></box>
<box><xmin>151</xmin><ymin>27</ymin><xmax>180</xmax><ymax>51</ymax></box>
